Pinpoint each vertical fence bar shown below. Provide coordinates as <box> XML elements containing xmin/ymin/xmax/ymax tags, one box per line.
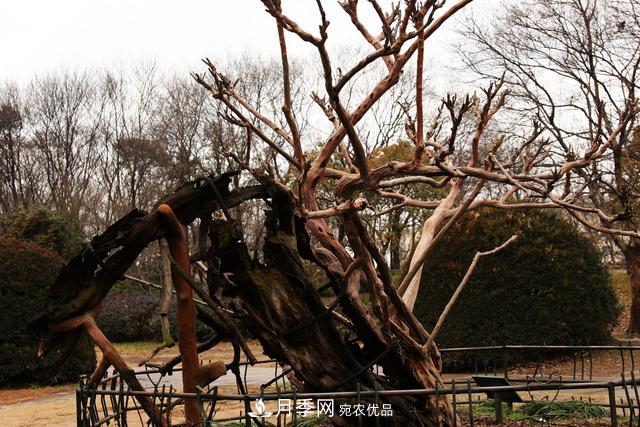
<box><xmin>119</xmin><ymin>377</ymin><xmax>126</xmax><ymax>426</ymax></box>
<box><xmin>434</xmin><ymin>381</ymin><xmax>440</xmax><ymax>424</ymax></box>
<box><xmin>631</xmin><ymin>371</ymin><xmax>640</xmax><ymax>427</ymax></box>
<box><xmin>100</xmin><ymin>378</ymin><xmax>108</xmax><ymax>422</ymax></box>
<box><xmin>166</xmin><ymin>386</ymin><xmax>173</xmax><ymax>426</ymax></box>
<box><xmin>609</xmin><ymin>382</ymin><xmax>618</xmax><ymax>427</ymax></box>
<box><xmin>292</xmin><ymin>388</ymin><xmax>297</xmax><ymax>427</ymax></box>
<box><xmin>76</xmin><ymin>389</ymin><xmax>83</xmax><ymax>427</ymax></box>
<box><xmin>502</xmin><ymin>346</ymin><xmax>509</xmax><ymax>379</ymax></box>
<box><xmin>452</xmin><ymin>379</ymin><xmax>457</xmax><ymax>427</ymax></box>
<box><xmin>374</xmin><ymin>384</ymin><xmax>381</xmax><ymax>427</ymax></box>
<box><xmin>89</xmin><ymin>387</ymin><xmax>98</xmax><ymax>425</ymax></box>
<box><xmin>623</xmin><ymin>372</ymin><xmax>635</xmax><ymax>423</ymax></box>
<box><xmin>244</xmin><ymin>395</ymin><xmax>250</xmax><ymax>427</ymax></box>
<box><xmin>357</xmin><ymin>382</ymin><xmax>363</xmax><ymax>427</ymax></box>
<box><xmin>467</xmin><ymin>379</ymin><xmax>474</xmax><ymax>427</ymax></box>
<box><xmin>494</xmin><ymin>393</ymin><xmax>503</xmax><ymax>425</ymax></box>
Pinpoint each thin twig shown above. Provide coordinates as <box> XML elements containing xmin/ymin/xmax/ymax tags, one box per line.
<box><xmin>423</xmin><ymin>234</ymin><xmax>519</xmax><ymax>351</ymax></box>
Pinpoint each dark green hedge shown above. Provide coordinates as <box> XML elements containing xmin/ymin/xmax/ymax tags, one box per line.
<box><xmin>0</xmin><ymin>208</ymin><xmax>82</xmax><ymax>259</ymax></box>
<box><xmin>414</xmin><ymin>209</ymin><xmax>620</xmax><ymax>367</ymax></box>
<box><xmin>97</xmin><ymin>290</ymin><xmax>213</xmax><ymax>342</ymax></box>
<box><xmin>0</xmin><ymin>237</ymin><xmax>96</xmax><ymax>386</ymax></box>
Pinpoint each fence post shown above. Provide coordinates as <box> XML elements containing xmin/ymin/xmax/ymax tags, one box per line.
<box><xmin>244</xmin><ymin>395</ymin><xmax>250</xmax><ymax>427</ymax></box>
<box><xmin>609</xmin><ymin>382</ymin><xmax>618</xmax><ymax>427</ymax></box>
<box><xmin>357</xmin><ymin>382</ymin><xmax>363</xmax><ymax>427</ymax></box>
<box><xmin>76</xmin><ymin>389</ymin><xmax>83</xmax><ymax>427</ymax></box>
<box><xmin>452</xmin><ymin>379</ymin><xmax>457</xmax><ymax>426</ymax></box>
<box><xmin>502</xmin><ymin>346</ymin><xmax>508</xmax><ymax>379</ymax></box>
<box><xmin>434</xmin><ymin>381</ymin><xmax>440</xmax><ymax>423</ymax></box>
<box><xmin>467</xmin><ymin>379</ymin><xmax>474</xmax><ymax>427</ymax></box>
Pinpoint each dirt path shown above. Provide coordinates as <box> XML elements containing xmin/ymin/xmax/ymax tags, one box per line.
<box><xmin>0</xmin><ymin>341</ymin><xmax>271</xmax><ymax>426</ymax></box>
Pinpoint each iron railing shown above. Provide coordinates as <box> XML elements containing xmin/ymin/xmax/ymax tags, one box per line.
<box><xmin>76</xmin><ymin>344</ymin><xmax>640</xmax><ymax>426</ymax></box>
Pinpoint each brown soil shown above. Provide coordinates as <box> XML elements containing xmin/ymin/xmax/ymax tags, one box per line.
<box><xmin>0</xmin><ymin>385</ymin><xmax>76</xmax><ymax>406</ymax></box>
<box><xmin>0</xmin><ymin>340</ymin><xmax>267</xmax><ymax>426</ymax></box>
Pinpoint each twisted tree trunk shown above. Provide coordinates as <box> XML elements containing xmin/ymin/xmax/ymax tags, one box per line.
<box><xmin>209</xmin><ymin>181</ymin><xmax>456</xmax><ymax>426</ymax></box>
<box><xmin>36</xmin><ymin>174</ymin><xmax>457</xmax><ymax>426</ymax></box>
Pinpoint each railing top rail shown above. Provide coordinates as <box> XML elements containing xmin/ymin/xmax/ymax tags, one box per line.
<box><xmin>440</xmin><ymin>344</ymin><xmax>640</xmax><ymax>352</ymax></box>
<box><xmin>78</xmin><ymin>378</ymin><xmax>627</xmax><ymax>401</ymax></box>
<box><xmin>83</xmin><ymin>344</ymin><xmax>640</xmax><ymax>387</ymax></box>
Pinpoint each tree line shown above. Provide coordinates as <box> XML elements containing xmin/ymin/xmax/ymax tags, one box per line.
<box><xmin>11</xmin><ymin>0</ymin><xmax>640</xmax><ymax>425</ymax></box>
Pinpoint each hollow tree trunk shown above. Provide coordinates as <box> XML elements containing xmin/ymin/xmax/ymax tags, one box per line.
<box><xmin>625</xmin><ymin>243</ymin><xmax>640</xmax><ymax>335</ymax></box>
<box><xmin>209</xmin><ymin>183</ymin><xmax>457</xmax><ymax>426</ymax></box>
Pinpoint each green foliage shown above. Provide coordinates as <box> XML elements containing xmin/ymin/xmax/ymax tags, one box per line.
<box><xmin>0</xmin><ymin>208</ymin><xmax>83</xmax><ymax>259</ymax></box>
<box><xmin>0</xmin><ymin>237</ymin><xmax>95</xmax><ymax>386</ymax></box>
<box><xmin>368</xmin><ymin>139</ymin><xmax>414</xmax><ymax>168</ymax></box>
<box><xmin>414</xmin><ymin>209</ymin><xmax>620</xmax><ymax>363</ymax></box>
<box><xmin>521</xmin><ymin>400</ymin><xmax>609</xmax><ymax>421</ymax></box>
<box><xmin>473</xmin><ymin>399</ymin><xmax>609</xmax><ymax>423</ymax></box>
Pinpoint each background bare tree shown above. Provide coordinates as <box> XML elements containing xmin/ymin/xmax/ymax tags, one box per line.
<box><xmin>460</xmin><ymin>0</ymin><xmax>640</xmax><ymax>333</ymax></box>
<box><xmin>0</xmin><ymin>84</ymin><xmax>41</xmax><ymax>212</ymax></box>
<box><xmin>27</xmin><ymin>72</ymin><xmax>104</xmax><ymax>225</ymax></box>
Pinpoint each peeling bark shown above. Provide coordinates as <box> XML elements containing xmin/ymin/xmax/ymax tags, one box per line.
<box><xmin>158</xmin><ymin>204</ymin><xmax>202</xmax><ymax>423</ymax></box>
<box><xmin>208</xmin><ymin>181</ymin><xmax>457</xmax><ymax>426</ymax></box>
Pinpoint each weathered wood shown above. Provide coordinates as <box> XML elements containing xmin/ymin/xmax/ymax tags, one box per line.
<box><xmin>208</xmin><ymin>180</ymin><xmax>455</xmax><ymax>426</ymax></box>
<box><xmin>49</xmin><ymin>309</ymin><xmax>168</xmax><ymax>427</ymax></box>
<box><xmin>40</xmin><ymin>171</ymin><xmax>459</xmax><ymax>426</ymax></box>
<box><xmin>157</xmin><ymin>204</ymin><xmax>202</xmax><ymax>423</ymax></box>
<box><xmin>37</xmin><ymin>173</ymin><xmax>265</xmax><ymax>326</ymax></box>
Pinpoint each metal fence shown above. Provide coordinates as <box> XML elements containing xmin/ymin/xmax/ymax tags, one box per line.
<box><xmin>76</xmin><ymin>344</ymin><xmax>640</xmax><ymax>426</ymax></box>
<box><xmin>440</xmin><ymin>344</ymin><xmax>640</xmax><ymax>382</ymax></box>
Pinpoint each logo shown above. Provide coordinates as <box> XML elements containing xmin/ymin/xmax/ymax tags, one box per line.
<box><xmin>248</xmin><ymin>398</ymin><xmax>274</xmax><ymax>418</ymax></box>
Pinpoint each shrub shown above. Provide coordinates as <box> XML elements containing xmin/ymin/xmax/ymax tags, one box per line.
<box><xmin>0</xmin><ymin>208</ymin><xmax>82</xmax><ymax>259</ymax></box>
<box><xmin>0</xmin><ymin>237</ymin><xmax>96</xmax><ymax>386</ymax></box>
<box><xmin>414</xmin><ymin>209</ymin><xmax>620</xmax><ymax>366</ymax></box>
<box><xmin>97</xmin><ymin>289</ymin><xmax>213</xmax><ymax>342</ymax></box>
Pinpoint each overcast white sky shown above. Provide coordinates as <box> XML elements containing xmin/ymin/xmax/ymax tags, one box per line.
<box><xmin>0</xmin><ymin>0</ymin><xmax>494</xmax><ymax>88</ymax></box>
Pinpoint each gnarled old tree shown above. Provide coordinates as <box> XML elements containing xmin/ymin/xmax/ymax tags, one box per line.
<box><xmin>33</xmin><ymin>1</ymin><xmax>637</xmax><ymax>426</ymax></box>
